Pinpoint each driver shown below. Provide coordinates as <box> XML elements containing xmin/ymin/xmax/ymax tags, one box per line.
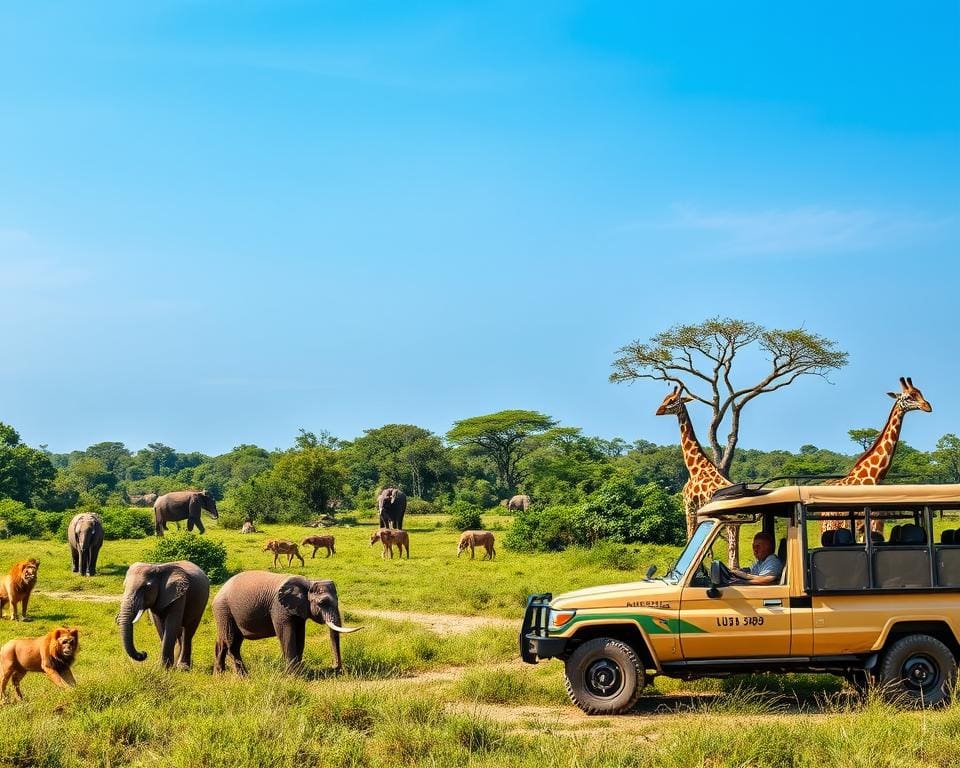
<box><xmin>730</xmin><ymin>532</ymin><xmax>782</xmax><ymax>585</ymax></box>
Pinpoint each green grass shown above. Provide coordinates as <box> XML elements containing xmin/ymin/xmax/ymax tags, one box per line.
<box><xmin>0</xmin><ymin>519</ymin><xmax>959</xmax><ymax>767</ymax></box>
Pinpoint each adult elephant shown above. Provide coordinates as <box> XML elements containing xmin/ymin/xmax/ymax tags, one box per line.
<box><xmin>376</xmin><ymin>488</ymin><xmax>406</xmax><ymax>530</ymax></box>
<box><xmin>67</xmin><ymin>512</ymin><xmax>104</xmax><ymax>577</ymax></box>
<box><xmin>507</xmin><ymin>494</ymin><xmax>531</xmax><ymax>512</ymax></box>
<box><xmin>116</xmin><ymin>560</ymin><xmax>210</xmax><ymax>669</ymax></box>
<box><xmin>212</xmin><ymin>571</ymin><xmax>359</xmax><ymax>675</ymax></box>
<box><xmin>153</xmin><ymin>490</ymin><xmax>219</xmax><ymax>536</ymax></box>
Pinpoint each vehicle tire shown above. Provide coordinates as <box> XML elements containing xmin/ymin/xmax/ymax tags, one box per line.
<box><xmin>877</xmin><ymin>634</ymin><xmax>957</xmax><ymax>707</ymax></box>
<box><xmin>564</xmin><ymin>637</ymin><xmax>645</xmax><ymax>715</ymax></box>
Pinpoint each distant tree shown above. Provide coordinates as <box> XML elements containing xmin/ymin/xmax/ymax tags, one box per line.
<box><xmin>523</xmin><ymin>429</ymin><xmax>613</xmax><ymax>504</ymax></box>
<box><xmin>610</xmin><ymin>317</ymin><xmax>848</xmax><ymax>475</ymax></box>
<box><xmin>345</xmin><ymin>424</ymin><xmax>452</xmax><ymax>499</ymax></box>
<box><xmin>848</xmin><ymin>428</ymin><xmax>881</xmax><ymax>452</ymax></box>
<box><xmin>447</xmin><ymin>410</ymin><xmax>557</xmax><ymax>494</ymax></box>
<box><xmin>83</xmin><ymin>442</ymin><xmax>132</xmax><ymax>477</ymax></box>
<box><xmin>933</xmin><ymin>434</ymin><xmax>960</xmax><ymax>483</ymax></box>
<box><xmin>0</xmin><ymin>422</ymin><xmax>56</xmax><ymax>505</ymax></box>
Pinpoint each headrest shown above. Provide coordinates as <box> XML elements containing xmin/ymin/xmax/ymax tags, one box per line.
<box><xmin>833</xmin><ymin>528</ymin><xmax>855</xmax><ymax>546</ymax></box>
<box><xmin>899</xmin><ymin>524</ymin><xmax>926</xmax><ymax>545</ymax></box>
<box><xmin>890</xmin><ymin>525</ymin><xmax>903</xmax><ymax>544</ymax></box>
<box><xmin>869</xmin><ymin>531</ymin><xmax>884</xmax><ymax>543</ymax></box>
<box><xmin>821</xmin><ymin>530</ymin><xmax>835</xmax><ymax>547</ymax></box>
<box><xmin>941</xmin><ymin>529</ymin><xmax>956</xmax><ymax>545</ymax></box>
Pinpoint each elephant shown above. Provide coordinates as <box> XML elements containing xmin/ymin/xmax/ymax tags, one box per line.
<box><xmin>507</xmin><ymin>494</ymin><xmax>531</xmax><ymax>512</ymax></box>
<box><xmin>67</xmin><ymin>513</ymin><xmax>104</xmax><ymax>576</ymax></box>
<box><xmin>376</xmin><ymin>488</ymin><xmax>406</xmax><ymax>529</ymax></box>
<box><xmin>153</xmin><ymin>490</ymin><xmax>218</xmax><ymax>536</ymax></box>
<box><xmin>212</xmin><ymin>571</ymin><xmax>360</xmax><ymax>675</ymax></box>
<box><xmin>130</xmin><ymin>493</ymin><xmax>158</xmax><ymax>508</ymax></box>
<box><xmin>116</xmin><ymin>560</ymin><xmax>210</xmax><ymax>669</ymax></box>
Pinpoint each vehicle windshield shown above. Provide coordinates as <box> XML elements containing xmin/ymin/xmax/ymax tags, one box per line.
<box><xmin>664</xmin><ymin>521</ymin><xmax>715</xmax><ymax>584</ymax></box>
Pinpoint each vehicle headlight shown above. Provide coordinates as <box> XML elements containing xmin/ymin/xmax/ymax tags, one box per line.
<box><xmin>549</xmin><ymin>609</ymin><xmax>576</xmax><ymax>630</ymax></box>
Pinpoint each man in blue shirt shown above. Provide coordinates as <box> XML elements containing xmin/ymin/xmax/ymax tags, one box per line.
<box><xmin>731</xmin><ymin>532</ymin><xmax>783</xmax><ymax>585</ymax></box>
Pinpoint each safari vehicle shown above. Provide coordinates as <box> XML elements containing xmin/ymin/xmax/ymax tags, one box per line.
<box><xmin>520</xmin><ymin>483</ymin><xmax>960</xmax><ymax>714</ymax></box>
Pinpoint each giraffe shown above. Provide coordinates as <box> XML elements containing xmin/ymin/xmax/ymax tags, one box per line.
<box><xmin>820</xmin><ymin>377</ymin><xmax>933</xmax><ymax>535</ymax></box>
<box><xmin>655</xmin><ymin>386</ymin><xmax>738</xmax><ymax>563</ymax></box>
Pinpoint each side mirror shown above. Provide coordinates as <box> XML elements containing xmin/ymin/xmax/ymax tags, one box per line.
<box><xmin>645</xmin><ymin>564</ymin><xmax>657</xmax><ymax>580</ymax></box>
<box><xmin>707</xmin><ymin>561</ymin><xmax>723</xmax><ymax>598</ymax></box>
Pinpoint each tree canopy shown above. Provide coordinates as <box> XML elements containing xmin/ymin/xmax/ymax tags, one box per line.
<box><xmin>610</xmin><ymin>317</ymin><xmax>848</xmax><ymax>475</ymax></box>
<box><xmin>446</xmin><ymin>410</ymin><xmax>557</xmax><ymax>494</ymax></box>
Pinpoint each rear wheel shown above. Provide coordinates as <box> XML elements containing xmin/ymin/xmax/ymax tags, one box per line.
<box><xmin>564</xmin><ymin>637</ymin><xmax>645</xmax><ymax>715</ymax></box>
<box><xmin>878</xmin><ymin>634</ymin><xmax>956</xmax><ymax>707</ymax></box>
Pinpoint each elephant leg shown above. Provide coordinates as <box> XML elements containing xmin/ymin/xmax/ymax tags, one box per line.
<box><xmin>90</xmin><ymin>547</ymin><xmax>100</xmax><ymax>576</ymax></box>
<box><xmin>186</xmin><ymin>519</ymin><xmax>195</xmax><ymax>532</ymax></box>
<box><xmin>194</xmin><ymin>518</ymin><xmax>206</xmax><ymax>534</ymax></box>
<box><xmin>177</xmin><ymin>628</ymin><xmax>192</xmax><ymax>669</ymax></box>
<box><xmin>70</xmin><ymin>547</ymin><xmax>79</xmax><ymax>574</ymax></box>
<box><xmin>277</xmin><ymin>621</ymin><xmax>306</xmax><ymax>674</ymax></box>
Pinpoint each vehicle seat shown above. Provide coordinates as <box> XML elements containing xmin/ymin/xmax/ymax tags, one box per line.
<box><xmin>899</xmin><ymin>524</ymin><xmax>926</xmax><ymax>545</ymax></box>
<box><xmin>870</xmin><ymin>531</ymin><xmax>884</xmax><ymax>544</ymax></box>
<box><xmin>777</xmin><ymin>537</ymin><xmax>787</xmax><ymax>584</ymax></box>
<box><xmin>821</xmin><ymin>530</ymin><xmax>835</xmax><ymax>547</ymax></box>
<box><xmin>941</xmin><ymin>529</ymin><xmax>956</xmax><ymax>545</ymax></box>
<box><xmin>833</xmin><ymin>528</ymin><xmax>855</xmax><ymax>546</ymax></box>
<box><xmin>889</xmin><ymin>525</ymin><xmax>903</xmax><ymax>545</ymax></box>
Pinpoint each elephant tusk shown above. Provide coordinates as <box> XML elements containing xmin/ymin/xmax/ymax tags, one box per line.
<box><xmin>133</xmin><ymin>610</ymin><xmax>144</xmax><ymax>624</ymax></box>
<box><xmin>326</xmin><ymin>621</ymin><xmax>362</xmax><ymax>634</ymax></box>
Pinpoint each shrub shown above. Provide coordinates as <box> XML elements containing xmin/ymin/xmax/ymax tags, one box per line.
<box><xmin>405</xmin><ymin>497</ymin><xmax>437</xmax><ymax>515</ymax></box>
<box><xmin>572</xmin><ymin>475</ymin><xmax>685</xmax><ymax>546</ymax></box>
<box><xmin>0</xmin><ymin>499</ymin><xmax>65</xmax><ymax>538</ymax></box>
<box><xmin>146</xmin><ymin>532</ymin><xmax>228</xmax><ymax>583</ymax></box>
<box><xmin>446</xmin><ymin>501</ymin><xmax>482</xmax><ymax>531</ymax></box>
<box><xmin>503</xmin><ymin>505</ymin><xmax>579</xmax><ymax>552</ymax></box>
<box><xmin>100</xmin><ymin>507</ymin><xmax>154</xmax><ymax>540</ymax></box>
<box><xmin>579</xmin><ymin>541</ymin><xmax>641</xmax><ymax>571</ymax></box>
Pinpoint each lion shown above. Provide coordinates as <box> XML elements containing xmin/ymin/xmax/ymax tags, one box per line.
<box><xmin>0</xmin><ymin>558</ymin><xmax>39</xmax><ymax>621</ymax></box>
<box><xmin>0</xmin><ymin>627</ymin><xmax>79</xmax><ymax>700</ymax></box>
<box><xmin>301</xmin><ymin>535</ymin><xmax>336</xmax><ymax>558</ymax></box>
<box><xmin>457</xmin><ymin>530</ymin><xmax>496</xmax><ymax>560</ymax></box>
<box><xmin>370</xmin><ymin>528</ymin><xmax>410</xmax><ymax>559</ymax></box>
<box><xmin>240</xmin><ymin>520</ymin><xmax>258</xmax><ymax>534</ymax></box>
<box><xmin>263</xmin><ymin>539</ymin><xmax>305</xmax><ymax>567</ymax></box>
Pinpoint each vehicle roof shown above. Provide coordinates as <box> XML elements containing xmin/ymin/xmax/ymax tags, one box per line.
<box><xmin>698</xmin><ymin>483</ymin><xmax>960</xmax><ymax>517</ymax></box>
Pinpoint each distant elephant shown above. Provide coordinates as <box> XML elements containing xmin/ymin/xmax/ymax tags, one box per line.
<box><xmin>67</xmin><ymin>513</ymin><xmax>104</xmax><ymax>577</ymax></box>
<box><xmin>212</xmin><ymin>571</ymin><xmax>360</xmax><ymax>675</ymax></box>
<box><xmin>130</xmin><ymin>493</ymin><xmax>158</xmax><ymax>508</ymax></box>
<box><xmin>376</xmin><ymin>488</ymin><xmax>407</xmax><ymax>529</ymax></box>
<box><xmin>116</xmin><ymin>560</ymin><xmax>210</xmax><ymax>669</ymax></box>
<box><xmin>153</xmin><ymin>490</ymin><xmax>219</xmax><ymax>536</ymax></box>
<box><xmin>507</xmin><ymin>494</ymin><xmax>531</xmax><ymax>512</ymax></box>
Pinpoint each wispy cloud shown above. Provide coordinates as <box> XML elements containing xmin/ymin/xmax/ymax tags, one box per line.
<box><xmin>619</xmin><ymin>205</ymin><xmax>956</xmax><ymax>258</ymax></box>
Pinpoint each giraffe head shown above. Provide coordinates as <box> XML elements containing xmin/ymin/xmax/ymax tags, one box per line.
<box><xmin>655</xmin><ymin>385</ymin><xmax>694</xmax><ymax>416</ymax></box>
<box><xmin>887</xmin><ymin>376</ymin><xmax>933</xmax><ymax>414</ymax></box>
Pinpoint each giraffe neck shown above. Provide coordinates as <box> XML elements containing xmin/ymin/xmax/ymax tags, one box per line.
<box><xmin>677</xmin><ymin>406</ymin><xmax>729</xmax><ymax>484</ymax></box>
<box><xmin>847</xmin><ymin>403</ymin><xmax>904</xmax><ymax>482</ymax></box>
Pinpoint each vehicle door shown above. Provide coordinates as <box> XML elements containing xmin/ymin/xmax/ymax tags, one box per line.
<box><xmin>679</xmin><ymin>521</ymin><xmax>793</xmax><ymax>659</ymax></box>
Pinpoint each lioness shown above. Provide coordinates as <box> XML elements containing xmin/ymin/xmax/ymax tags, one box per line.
<box><xmin>370</xmin><ymin>528</ymin><xmax>410</xmax><ymax>559</ymax></box>
<box><xmin>301</xmin><ymin>535</ymin><xmax>336</xmax><ymax>558</ymax></box>
<box><xmin>263</xmin><ymin>539</ymin><xmax>305</xmax><ymax>567</ymax></box>
<box><xmin>457</xmin><ymin>530</ymin><xmax>496</xmax><ymax>560</ymax></box>
<box><xmin>0</xmin><ymin>558</ymin><xmax>39</xmax><ymax>621</ymax></box>
<box><xmin>0</xmin><ymin>627</ymin><xmax>79</xmax><ymax>700</ymax></box>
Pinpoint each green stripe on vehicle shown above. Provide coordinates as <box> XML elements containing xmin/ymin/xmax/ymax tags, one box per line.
<box><xmin>556</xmin><ymin>612</ymin><xmax>706</xmax><ymax>635</ymax></box>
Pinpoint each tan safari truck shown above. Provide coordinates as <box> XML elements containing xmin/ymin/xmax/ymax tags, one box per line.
<box><xmin>521</xmin><ymin>483</ymin><xmax>960</xmax><ymax>714</ymax></box>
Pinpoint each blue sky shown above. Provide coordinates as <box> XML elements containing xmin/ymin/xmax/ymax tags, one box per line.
<box><xmin>1</xmin><ymin>2</ymin><xmax>957</xmax><ymax>456</ymax></box>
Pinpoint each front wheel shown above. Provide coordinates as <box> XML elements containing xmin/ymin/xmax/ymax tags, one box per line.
<box><xmin>878</xmin><ymin>634</ymin><xmax>957</xmax><ymax>707</ymax></box>
<box><xmin>564</xmin><ymin>637</ymin><xmax>644</xmax><ymax>715</ymax></box>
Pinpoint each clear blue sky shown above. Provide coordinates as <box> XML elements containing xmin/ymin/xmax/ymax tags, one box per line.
<box><xmin>1</xmin><ymin>2</ymin><xmax>957</xmax><ymax>456</ymax></box>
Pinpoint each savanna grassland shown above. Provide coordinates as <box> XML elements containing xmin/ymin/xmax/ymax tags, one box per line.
<box><xmin>0</xmin><ymin>514</ymin><xmax>958</xmax><ymax>768</ymax></box>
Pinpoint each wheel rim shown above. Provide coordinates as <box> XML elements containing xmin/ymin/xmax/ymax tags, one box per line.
<box><xmin>901</xmin><ymin>654</ymin><xmax>941</xmax><ymax>694</ymax></box>
<box><xmin>585</xmin><ymin>658</ymin><xmax>624</xmax><ymax>698</ymax></box>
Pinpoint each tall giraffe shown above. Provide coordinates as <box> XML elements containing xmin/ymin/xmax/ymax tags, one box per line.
<box><xmin>821</xmin><ymin>377</ymin><xmax>933</xmax><ymax>534</ymax></box>
<box><xmin>655</xmin><ymin>386</ymin><xmax>737</xmax><ymax>562</ymax></box>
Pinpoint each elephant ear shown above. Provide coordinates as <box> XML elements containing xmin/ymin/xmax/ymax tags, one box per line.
<box><xmin>156</xmin><ymin>566</ymin><xmax>190</xmax><ymax>612</ymax></box>
<box><xmin>277</xmin><ymin>580</ymin><xmax>310</xmax><ymax>620</ymax></box>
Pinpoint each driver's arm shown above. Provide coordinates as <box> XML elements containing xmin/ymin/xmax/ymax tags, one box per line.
<box><xmin>732</xmin><ymin>571</ymin><xmax>778</xmax><ymax>585</ymax></box>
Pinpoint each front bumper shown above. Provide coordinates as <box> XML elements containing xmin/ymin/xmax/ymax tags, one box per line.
<box><xmin>519</xmin><ymin>593</ymin><xmax>569</xmax><ymax>663</ymax></box>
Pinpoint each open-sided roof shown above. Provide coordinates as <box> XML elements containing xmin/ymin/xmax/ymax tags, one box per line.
<box><xmin>698</xmin><ymin>484</ymin><xmax>960</xmax><ymax>517</ymax></box>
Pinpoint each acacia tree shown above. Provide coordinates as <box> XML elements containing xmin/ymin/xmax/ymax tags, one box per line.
<box><xmin>446</xmin><ymin>410</ymin><xmax>557</xmax><ymax>494</ymax></box>
<box><xmin>610</xmin><ymin>317</ymin><xmax>847</xmax><ymax>476</ymax></box>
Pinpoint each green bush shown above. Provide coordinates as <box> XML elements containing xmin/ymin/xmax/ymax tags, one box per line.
<box><xmin>0</xmin><ymin>499</ymin><xmax>65</xmax><ymax>538</ymax></box>
<box><xmin>446</xmin><ymin>501</ymin><xmax>482</xmax><ymax>531</ymax></box>
<box><xmin>214</xmin><ymin>501</ymin><xmax>246</xmax><ymax>530</ymax></box>
<box><xmin>579</xmin><ymin>541</ymin><xmax>641</xmax><ymax>571</ymax></box>
<box><xmin>146</xmin><ymin>532</ymin><xmax>228</xmax><ymax>583</ymax></box>
<box><xmin>573</xmin><ymin>476</ymin><xmax>685</xmax><ymax>546</ymax></box>
<box><xmin>100</xmin><ymin>507</ymin><xmax>154</xmax><ymax>539</ymax></box>
<box><xmin>503</xmin><ymin>505</ymin><xmax>579</xmax><ymax>552</ymax></box>
<box><xmin>405</xmin><ymin>497</ymin><xmax>437</xmax><ymax>515</ymax></box>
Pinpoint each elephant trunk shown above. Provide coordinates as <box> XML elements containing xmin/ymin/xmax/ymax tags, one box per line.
<box><xmin>118</xmin><ymin>596</ymin><xmax>148</xmax><ymax>662</ymax></box>
<box><xmin>320</xmin><ymin>599</ymin><xmax>361</xmax><ymax>672</ymax></box>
